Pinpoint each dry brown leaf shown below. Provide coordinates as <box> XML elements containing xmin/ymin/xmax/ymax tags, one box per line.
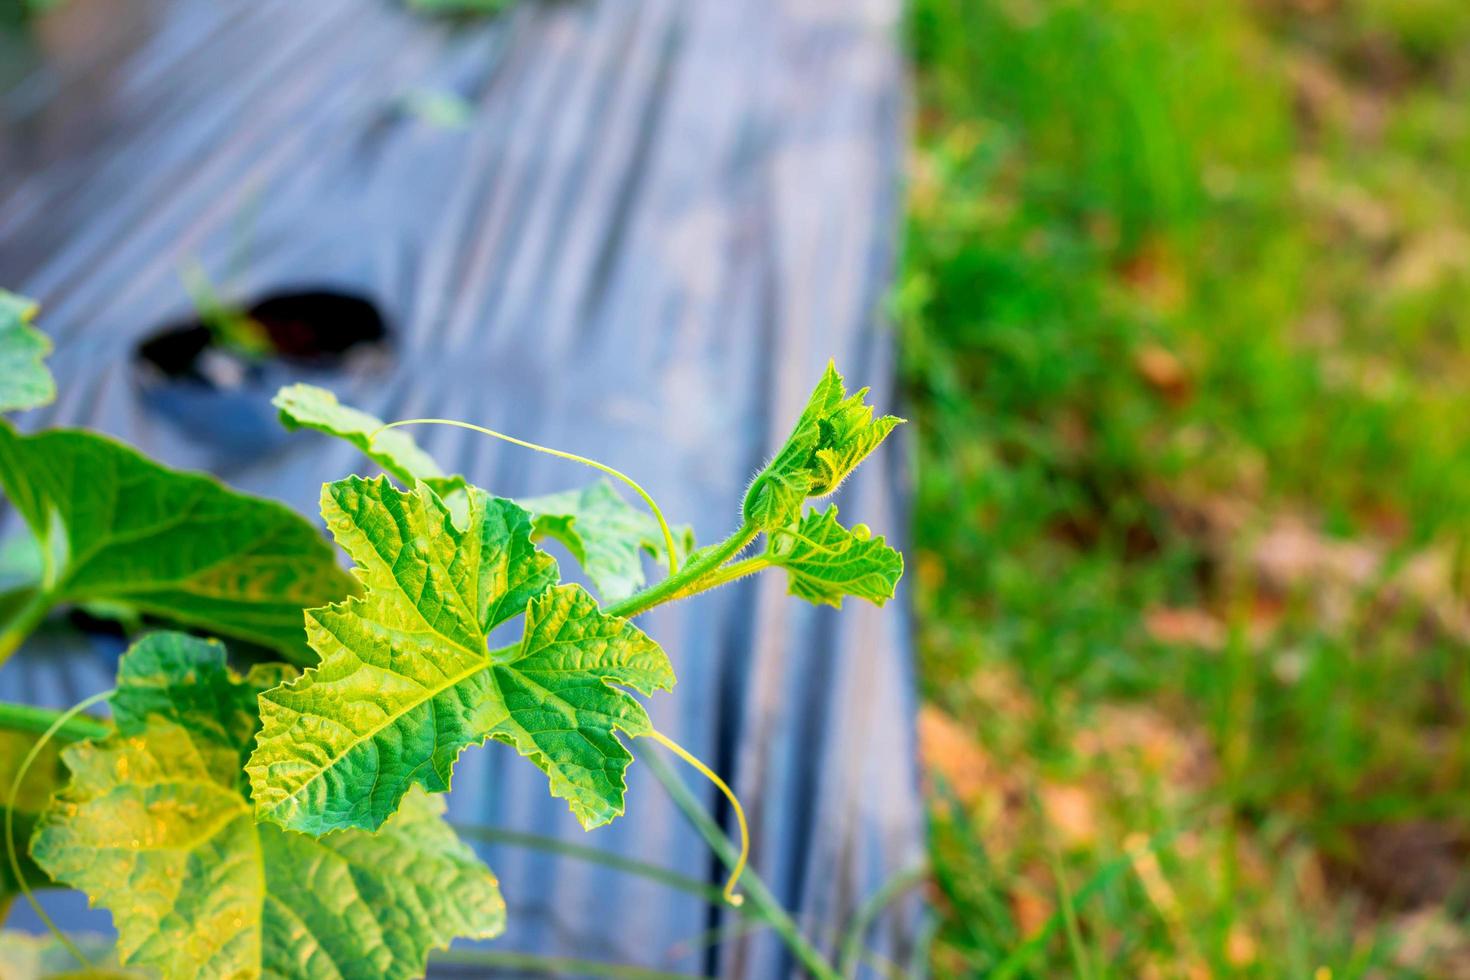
<box><xmin>1134</xmin><ymin>344</ymin><xmax>1192</xmax><ymax>405</ymax></box>
<box><xmin>1040</xmin><ymin>783</ymin><xmax>1097</xmax><ymax>848</ymax></box>
<box><xmin>1011</xmin><ymin>885</ymin><xmax>1053</xmax><ymax>937</ymax></box>
<box><xmin>1226</xmin><ymin>924</ymin><xmax>1258</xmax><ymax>968</ymax></box>
<box><xmin>1144</xmin><ymin>606</ymin><xmax>1226</xmax><ymax>651</ymax></box>
<box><xmin>917</xmin><ymin>705</ymin><xmax>991</xmax><ymax>805</ymax></box>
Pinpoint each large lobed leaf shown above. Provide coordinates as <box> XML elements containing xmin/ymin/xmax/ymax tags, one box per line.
<box><xmin>31</xmin><ymin>632</ymin><xmax>504</xmax><ymax>980</ymax></box>
<box><xmin>0</xmin><ymin>423</ymin><xmax>356</xmax><ymax>662</ymax></box>
<box><xmin>767</xmin><ymin>505</ymin><xmax>903</xmax><ymax>608</ymax></box>
<box><xmin>521</xmin><ymin>479</ymin><xmax>694</xmax><ymax>602</ymax></box>
<box><xmin>109</xmin><ymin>631</ymin><xmax>292</xmax><ymax>786</ymax></box>
<box><xmin>0</xmin><ymin>291</ymin><xmax>54</xmax><ymax>414</ymax></box>
<box><xmin>248</xmin><ymin>477</ymin><xmax>675</xmax><ymax>835</ymax></box>
<box><xmin>743</xmin><ymin>361</ymin><xmax>903</xmax><ymax>531</ymax></box>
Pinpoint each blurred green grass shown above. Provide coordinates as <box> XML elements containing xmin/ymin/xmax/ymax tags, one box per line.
<box><xmin>901</xmin><ymin>0</ymin><xmax>1470</xmax><ymax>975</ymax></box>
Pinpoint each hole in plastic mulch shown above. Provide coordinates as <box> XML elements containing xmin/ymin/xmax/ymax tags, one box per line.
<box><xmin>133</xmin><ymin>289</ymin><xmax>391</xmax><ymax>460</ymax></box>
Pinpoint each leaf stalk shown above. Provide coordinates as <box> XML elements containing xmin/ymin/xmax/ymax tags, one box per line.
<box><xmin>0</xmin><ymin>588</ymin><xmax>54</xmax><ymax>667</ymax></box>
<box><xmin>0</xmin><ymin>701</ymin><xmax>111</xmax><ymax>743</ymax></box>
<box><xmin>5</xmin><ymin>688</ymin><xmax>115</xmax><ymax>970</ymax></box>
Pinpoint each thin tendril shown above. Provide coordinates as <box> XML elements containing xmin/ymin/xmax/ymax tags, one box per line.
<box><xmin>6</xmin><ymin>688</ymin><xmax>114</xmax><ymax>969</ymax></box>
<box><xmin>371</xmin><ymin>419</ymin><xmax>680</xmax><ymax>579</ymax></box>
<box><xmin>768</xmin><ymin>526</ymin><xmax>845</xmax><ymax>557</ymax></box>
<box><xmin>643</xmin><ymin>729</ymin><xmax>748</xmax><ymax>907</ymax></box>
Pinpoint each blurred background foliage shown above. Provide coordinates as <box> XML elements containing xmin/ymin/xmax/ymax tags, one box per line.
<box><xmin>901</xmin><ymin>0</ymin><xmax>1470</xmax><ymax>975</ymax></box>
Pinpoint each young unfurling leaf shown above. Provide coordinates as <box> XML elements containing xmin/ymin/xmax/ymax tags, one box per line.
<box><xmin>0</xmin><ymin>423</ymin><xmax>356</xmax><ymax>662</ymax></box>
<box><xmin>766</xmin><ymin>506</ymin><xmax>903</xmax><ymax>608</ymax></box>
<box><xmin>743</xmin><ymin>362</ymin><xmax>903</xmax><ymax>531</ymax></box>
<box><xmin>0</xmin><ymin>291</ymin><xmax>54</xmax><ymax>414</ymax></box>
<box><xmin>247</xmin><ymin>476</ymin><xmax>675</xmax><ymax>835</ymax></box>
<box><xmin>521</xmin><ymin>479</ymin><xmax>695</xmax><ymax>602</ymax></box>
<box><xmin>31</xmin><ymin>632</ymin><xmax>504</xmax><ymax>980</ymax></box>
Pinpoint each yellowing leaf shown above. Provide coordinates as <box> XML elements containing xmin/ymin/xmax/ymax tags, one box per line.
<box><xmin>109</xmin><ymin>631</ymin><xmax>291</xmax><ymax>785</ymax></box>
<box><xmin>0</xmin><ymin>291</ymin><xmax>54</xmax><ymax>414</ymax></box>
<box><xmin>767</xmin><ymin>506</ymin><xmax>903</xmax><ymax>608</ymax></box>
<box><xmin>30</xmin><ymin>633</ymin><xmax>504</xmax><ymax>980</ymax></box>
<box><xmin>248</xmin><ymin>477</ymin><xmax>674</xmax><ymax>835</ymax></box>
<box><xmin>743</xmin><ymin>362</ymin><xmax>902</xmax><ymax>530</ymax></box>
<box><xmin>0</xmin><ymin>423</ymin><xmax>356</xmax><ymax>663</ymax></box>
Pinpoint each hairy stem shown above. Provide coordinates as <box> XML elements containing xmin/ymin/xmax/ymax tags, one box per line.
<box><xmin>639</xmin><ymin>743</ymin><xmax>841</xmax><ymax>980</ymax></box>
<box><xmin>605</xmin><ymin>523</ymin><xmax>759</xmax><ymax>620</ymax></box>
<box><xmin>666</xmin><ymin>555</ymin><xmax>770</xmax><ymax>602</ymax></box>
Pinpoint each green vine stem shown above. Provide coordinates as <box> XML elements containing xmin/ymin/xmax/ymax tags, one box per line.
<box><xmin>666</xmin><ymin>555</ymin><xmax>770</xmax><ymax>602</ymax></box>
<box><xmin>605</xmin><ymin>523</ymin><xmax>759</xmax><ymax>620</ymax></box>
<box><xmin>5</xmin><ymin>688</ymin><xmax>116</xmax><ymax>969</ymax></box>
<box><xmin>451</xmin><ymin>824</ymin><xmax>727</xmax><ymax>907</ymax></box>
<box><xmin>429</xmin><ymin>949</ymin><xmax>703</xmax><ymax>979</ymax></box>
<box><xmin>639</xmin><ymin>741</ymin><xmax>842</xmax><ymax>980</ymax></box>
<box><xmin>0</xmin><ymin>701</ymin><xmax>111</xmax><ymax>743</ymax></box>
<box><xmin>0</xmin><ymin>589</ymin><xmax>54</xmax><ymax>667</ymax></box>
<box><xmin>836</xmin><ymin>864</ymin><xmax>929</xmax><ymax>979</ymax></box>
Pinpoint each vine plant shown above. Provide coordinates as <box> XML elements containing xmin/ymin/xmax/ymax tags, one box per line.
<box><xmin>0</xmin><ymin>290</ymin><xmax>907</xmax><ymax>979</ymax></box>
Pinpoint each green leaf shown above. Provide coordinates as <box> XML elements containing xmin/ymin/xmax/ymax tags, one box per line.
<box><xmin>273</xmin><ymin>383</ymin><xmax>460</xmax><ymax>494</ymax></box>
<box><xmin>0</xmin><ymin>290</ymin><xmax>55</xmax><ymax>414</ymax></box>
<box><xmin>484</xmin><ymin>582</ymin><xmax>676</xmax><ymax>827</ymax></box>
<box><xmin>743</xmin><ymin>361</ymin><xmax>903</xmax><ymax>531</ymax></box>
<box><xmin>0</xmin><ymin>422</ymin><xmax>356</xmax><ymax>662</ymax></box>
<box><xmin>521</xmin><ymin>479</ymin><xmax>695</xmax><ymax>602</ymax></box>
<box><xmin>767</xmin><ymin>506</ymin><xmax>903</xmax><ymax>608</ymax></box>
<box><xmin>31</xmin><ymin>632</ymin><xmax>504</xmax><ymax>980</ymax></box>
<box><xmin>248</xmin><ymin>476</ymin><xmax>674</xmax><ymax>835</ymax></box>
<box><xmin>399</xmin><ymin>88</ymin><xmax>475</xmax><ymax>129</ymax></box>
